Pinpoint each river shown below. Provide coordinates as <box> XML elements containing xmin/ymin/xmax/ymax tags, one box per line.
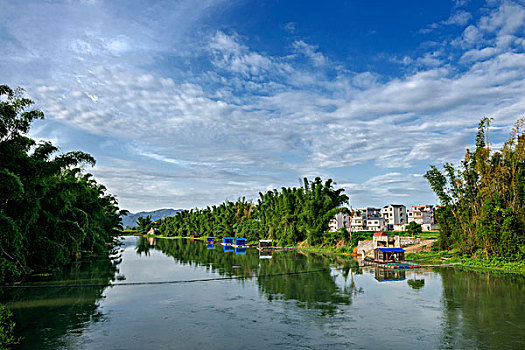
<box><xmin>1</xmin><ymin>236</ymin><xmax>524</xmax><ymax>349</ymax></box>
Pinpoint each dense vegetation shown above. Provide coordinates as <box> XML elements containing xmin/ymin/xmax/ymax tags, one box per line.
<box><xmin>0</xmin><ymin>85</ymin><xmax>124</xmax><ymax>284</ymax></box>
<box><xmin>157</xmin><ymin>178</ymin><xmax>350</xmax><ymax>245</ymax></box>
<box><xmin>425</xmin><ymin>117</ymin><xmax>525</xmax><ymax>262</ymax></box>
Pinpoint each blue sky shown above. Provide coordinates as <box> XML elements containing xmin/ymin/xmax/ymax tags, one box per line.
<box><xmin>1</xmin><ymin>0</ymin><xmax>524</xmax><ymax>212</ymax></box>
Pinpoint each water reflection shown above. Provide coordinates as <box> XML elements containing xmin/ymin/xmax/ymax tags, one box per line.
<box><xmin>147</xmin><ymin>237</ymin><xmax>358</xmax><ymax>315</ymax></box>
<box><xmin>374</xmin><ymin>268</ymin><xmax>406</xmax><ymax>282</ymax></box>
<box><xmin>439</xmin><ymin>268</ymin><xmax>525</xmax><ymax>349</ymax></box>
<box><xmin>2</xmin><ymin>237</ymin><xmax>524</xmax><ymax>350</ymax></box>
<box><xmin>0</xmin><ymin>248</ymin><xmax>121</xmax><ymax>350</ymax></box>
<box><xmin>407</xmin><ymin>279</ymin><xmax>425</xmax><ymax>290</ymax></box>
<box><xmin>259</xmin><ymin>251</ymin><xmax>273</xmax><ymax>259</ymax></box>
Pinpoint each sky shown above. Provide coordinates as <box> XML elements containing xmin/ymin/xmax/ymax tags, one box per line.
<box><xmin>1</xmin><ymin>0</ymin><xmax>524</xmax><ymax>212</ymax></box>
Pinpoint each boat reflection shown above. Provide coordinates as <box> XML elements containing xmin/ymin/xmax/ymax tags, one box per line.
<box><xmin>374</xmin><ymin>268</ymin><xmax>406</xmax><ymax>282</ymax></box>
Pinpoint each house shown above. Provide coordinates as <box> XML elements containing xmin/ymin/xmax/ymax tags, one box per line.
<box><xmin>358</xmin><ymin>232</ymin><xmax>420</xmax><ymax>258</ymax></box>
<box><xmin>147</xmin><ymin>227</ymin><xmax>159</xmax><ymax>235</ymax></box>
<box><xmin>328</xmin><ymin>211</ymin><xmax>351</xmax><ymax>232</ymax></box>
<box><xmin>407</xmin><ymin>205</ymin><xmax>435</xmax><ymax>231</ymax></box>
<box><xmin>373</xmin><ymin>232</ymin><xmax>395</xmax><ymax>247</ymax></box>
<box><xmin>374</xmin><ymin>247</ymin><xmax>405</xmax><ymax>262</ymax></box>
<box><xmin>380</xmin><ymin>204</ymin><xmax>407</xmax><ymax>230</ymax></box>
<box><xmin>350</xmin><ymin>207</ymin><xmax>385</xmax><ymax>231</ymax></box>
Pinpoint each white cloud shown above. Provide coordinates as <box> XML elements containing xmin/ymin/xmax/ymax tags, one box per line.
<box><xmin>443</xmin><ymin>10</ymin><xmax>472</xmax><ymax>26</ymax></box>
<box><xmin>292</xmin><ymin>40</ymin><xmax>327</xmax><ymax>66</ymax></box>
<box><xmin>2</xmin><ymin>0</ymin><xmax>525</xmax><ymax>210</ymax></box>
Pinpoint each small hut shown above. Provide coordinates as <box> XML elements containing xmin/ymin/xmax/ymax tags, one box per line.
<box><xmin>259</xmin><ymin>240</ymin><xmax>272</xmax><ymax>249</ymax></box>
<box><xmin>147</xmin><ymin>227</ymin><xmax>159</xmax><ymax>235</ymax></box>
<box><xmin>223</xmin><ymin>237</ymin><xmax>234</xmax><ymax>245</ymax></box>
<box><xmin>374</xmin><ymin>247</ymin><xmax>405</xmax><ymax>262</ymax></box>
<box><xmin>206</xmin><ymin>236</ymin><xmax>215</xmax><ymax>243</ymax></box>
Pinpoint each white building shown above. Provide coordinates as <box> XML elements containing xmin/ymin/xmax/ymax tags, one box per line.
<box><xmin>350</xmin><ymin>207</ymin><xmax>386</xmax><ymax>231</ymax></box>
<box><xmin>407</xmin><ymin>205</ymin><xmax>435</xmax><ymax>231</ymax></box>
<box><xmin>328</xmin><ymin>211</ymin><xmax>351</xmax><ymax>232</ymax></box>
<box><xmin>380</xmin><ymin>204</ymin><xmax>407</xmax><ymax>231</ymax></box>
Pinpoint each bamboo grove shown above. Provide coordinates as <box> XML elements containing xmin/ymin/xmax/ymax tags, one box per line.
<box><xmin>425</xmin><ymin>117</ymin><xmax>525</xmax><ymax>261</ymax></box>
<box><xmin>0</xmin><ymin>85</ymin><xmax>124</xmax><ymax>283</ymax></box>
<box><xmin>157</xmin><ymin>178</ymin><xmax>350</xmax><ymax>246</ymax></box>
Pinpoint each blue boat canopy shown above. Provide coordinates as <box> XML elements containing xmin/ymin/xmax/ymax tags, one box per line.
<box><xmin>224</xmin><ymin>237</ymin><xmax>234</xmax><ymax>243</ymax></box>
<box><xmin>235</xmin><ymin>238</ymin><xmax>246</xmax><ymax>244</ymax></box>
<box><xmin>378</xmin><ymin>247</ymin><xmax>405</xmax><ymax>252</ymax></box>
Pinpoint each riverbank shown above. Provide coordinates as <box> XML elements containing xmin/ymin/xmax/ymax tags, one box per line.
<box><xmin>130</xmin><ymin>235</ymin><xmax>525</xmax><ymax>274</ymax></box>
<box><xmin>406</xmin><ymin>251</ymin><xmax>525</xmax><ymax>274</ymax></box>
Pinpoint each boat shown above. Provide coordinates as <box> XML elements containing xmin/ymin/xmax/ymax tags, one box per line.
<box><xmin>232</xmin><ymin>238</ymin><xmax>249</xmax><ymax>248</ymax></box>
<box><xmin>257</xmin><ymin>239</ymin><xmax>273</xmax><ymax>251</ymax></box>
<box><xmin>221</xmin><ymin>237</ymin><xmax>234</xmax><ymax>246</ymax></box>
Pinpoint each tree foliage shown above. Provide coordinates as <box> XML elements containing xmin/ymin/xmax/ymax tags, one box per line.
<box><xmin>406</xmin><ymin>221</ymin><xmax>423</xmax><ymax>236</ymax></box>
<box><xmin>136</xmin><ymin>215</ymin><xmax>153</xmax><ymax>234</ymax></box>
<box><xmin>424</xmin><ymin>117</ymin><xmax>525</xmax><ymax>260</ymax></box>
<box><xmin>0</xmin><ymin>85</ymin><xmax>124</xmax><ymax>283</ymax></box>
<box><xmin>0</xmin><ymin>305</ymin><xmax>19</xmax><ymax>349</ymax></box>
<box><xmin>157</xmin><ymin>177</ymin><xmax>349</xmax><ymax>246</ymax></box>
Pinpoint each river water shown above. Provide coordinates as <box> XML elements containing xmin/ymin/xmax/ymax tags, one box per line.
<box><xmin>2</xmin><ymin>236</ymin><xmax>524</xmax><ymax>349</ymax></box>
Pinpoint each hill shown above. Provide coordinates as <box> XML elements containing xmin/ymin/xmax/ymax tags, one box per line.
<box><xmin>121</xmin><ymin>208</ymin><xmax>182</xmax><ymax>229</ymax></box>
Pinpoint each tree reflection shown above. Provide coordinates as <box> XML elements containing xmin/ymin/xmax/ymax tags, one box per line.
<box><xmin>151</xmin><ymin>238</ymin><xmax>361</xmax><ymax>315</ymax></box>
<box><xmin>0</xmin><ymin>251</ymin><xmax>121</xmax><ymax>350</ymax></box>
<box><xmin>407</xmin><ymin>279</ymin><xmax>425</xmax><ymax>290</ymax></box>
<box><xmin>439</xmin><ymin>268</ymin><xmax>525</xmax><ymax>349</ymax></box>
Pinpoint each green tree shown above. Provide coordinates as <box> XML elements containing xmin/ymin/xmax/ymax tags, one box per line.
<box><xmin>136</xmin><ymin>215</ymin><xmax>153</xmax><ymax>234</ymax></box>
<box><xmin>406</xmin><ymin>221</ymin><xmax>423</xmax><ymax>237</ymax></box>
<box><xmin>0</xmin><ymin>305</ymin><xmax>20</xmax><ymax>349</ymax></box>
<box><xmin>0</xmin><ymin>85</ymin><xmax>123</xmax><ymax>283</ymax></box>
<box><xmin>424</xmin><ymin>117</ymin><xmax>525</xmax><ymax>260</ymax></box>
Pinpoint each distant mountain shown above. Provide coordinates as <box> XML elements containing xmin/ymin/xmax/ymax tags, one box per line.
<box><xmin>121</xmin><ymin>208</ymin><xmax>182</xmax><ymax>229</ymax></box>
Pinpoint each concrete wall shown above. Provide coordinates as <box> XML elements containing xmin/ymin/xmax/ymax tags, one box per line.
<box><xmin>357</xmin><ymin>240</ymin><xmax>375</xmax><ymax>257</ymax></box>
<box><xmin>395</xmin><ymin>236</ymin><xmax>421</xmax><ymax>246</ymax></box>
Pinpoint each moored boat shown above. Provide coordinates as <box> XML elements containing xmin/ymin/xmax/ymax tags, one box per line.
<box><xmin>221</xmin><ymin>237</ymin><xmax>234</xmax><ymax>246</ymax></box>
<box><xmin>232</xmin><ymin>238</ymin><xmax>248</xmax><ymax>248</ymax></box>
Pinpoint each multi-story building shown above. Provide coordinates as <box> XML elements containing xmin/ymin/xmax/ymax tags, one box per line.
<box><xmin>380</xmin><ymin>204</ymin><xmax>407</xmax><ymax>230</ymax></box>
<box><xmin>328</xmin><ymin>211</ymin><xmax>351</xmax><ymax>232</ymax></box>
<box><xmin>366</xmin><ymin>216</ymin><xmax>387</xmax><ymax>231</ymax></box>
<box><xmin>350</xmin><ymin>207</ymin><xmax>385</xmax><ymax>231</ymax></box>
<box><xmin>407</xmin><ymin>205</ymin><xmax>435</xmax><ymax>231</ymax></box>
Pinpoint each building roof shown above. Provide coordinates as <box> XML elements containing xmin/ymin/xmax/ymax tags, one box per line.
<box><xmin>373</xmin><ymin>232</ymin><xmax>387</xmax><ymax>236</ymax></box>
<box><xmin>377</xmin><ymin>247</ymin><xmax>405</xmax><ymax>252</ymax></box>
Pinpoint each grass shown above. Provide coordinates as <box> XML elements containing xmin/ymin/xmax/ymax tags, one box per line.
<box><xmin>120</xmin><ymin>229</ymin><xmax>140</xmax><ymax>235</ymax></box>
<box><xmin>406</xmin><ymin>250</ymin><xmax>525</xmax><ymax>273</ymax></box>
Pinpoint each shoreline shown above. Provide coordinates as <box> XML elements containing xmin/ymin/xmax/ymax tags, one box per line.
<box><xmin>124</xmin><ymin>234</ymin><xmax>525</xmax><ymax>274</ymax></box>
